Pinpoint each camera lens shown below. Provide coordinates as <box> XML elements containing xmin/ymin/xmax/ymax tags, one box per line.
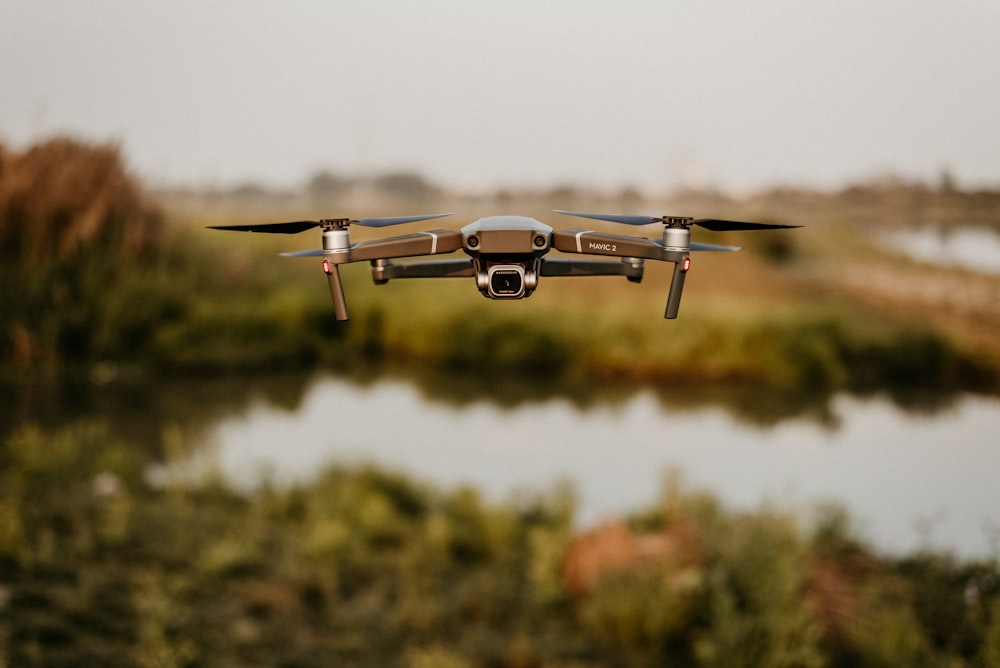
<box><xmin>489</xmin><ymin>268</ymin><xmax>523</xmax><ymax>296</ymax></box>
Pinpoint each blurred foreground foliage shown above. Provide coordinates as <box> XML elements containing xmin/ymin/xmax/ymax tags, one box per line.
<box><xmin>2</xmin><ymin>422</ymin><xmax>1000</xmax><ymax>666</ymax></box>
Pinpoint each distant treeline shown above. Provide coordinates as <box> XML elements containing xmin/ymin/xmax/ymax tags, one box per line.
<box><xmin>158</xmin><ymin>164</ymin><xmax>1000</xmax><ymax>229</ymax></box>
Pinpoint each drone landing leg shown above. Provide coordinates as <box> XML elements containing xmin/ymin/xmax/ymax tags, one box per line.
<box><xmin>664</xmin><ymin>259</ymin><xmax>689</xmax><ymax>319</ymax></box>
<box><xmin>323</xmin><ymin>260</ymin><xmax>350</xmax><ymax>320</ymax></box>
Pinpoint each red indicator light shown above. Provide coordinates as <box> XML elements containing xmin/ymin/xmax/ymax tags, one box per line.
<box><xmin>322</xmin><ymin>258</ymin><xmax>332</xmax><ymax>275</ymax></box>
<box><xmin>681</xmin><ymin>257</ymin><xmax>691</xmax><ymax>272</ymax></box>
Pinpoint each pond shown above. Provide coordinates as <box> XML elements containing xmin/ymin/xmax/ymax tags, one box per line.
<box><xmin>177</xmin><ymin>374</ymin><xmax>1000</xmax><ymax>560</ymax></box>
<box><xmin>882</xmin><ymin>225</ymin><xmax>1000</xmax><ymax>274</ymax></box>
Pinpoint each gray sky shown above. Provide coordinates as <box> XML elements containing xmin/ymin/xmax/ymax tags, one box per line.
<box><xmin>3</xmin><ymin>0</ymin><xmax>999</xmax><ymax>193</ymax></box>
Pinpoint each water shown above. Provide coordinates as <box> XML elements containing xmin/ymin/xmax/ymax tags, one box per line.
<box><xmin>189</xmin><ymin>375</ymin><xmax>1000</xmax><ymax>560</ymax></box>
<box><xmin>883</xmin><ymin>225</ymin><xmax>1000</xmax><ymax>274</ymax></box>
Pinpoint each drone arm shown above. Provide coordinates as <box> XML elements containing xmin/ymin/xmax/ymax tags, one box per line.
<box><xmin>550</xmin><ymin>228</ymin><xmax>692</xmax><ymax>317</ymax></box>
<box><xmin>370</xmin><ymin>258</ymin><xmax>474</xmax><ymax>282</ymax></box>
<box><xmin>322</xmin><ymin>262</ymin><xmax>349</xmax><ymax>320</ymax></box>
<box><xmin>540</xmin><ymin>257</ymin><xmax>644</xmax><ymax>282</ymax></box>
<box><xmin>550</xmin><ymin>229</ymin><xmax>666</xmax><ymax>261</ymax></box>
<box><xmin>664</xmin><ymin>260</ymin><xmax>688</xmax><ymax>319</ymax></box>
<box><xmin>348</xmin><ymin>229</ymin><xmax>463</xmax><ymax>263</ymax></box>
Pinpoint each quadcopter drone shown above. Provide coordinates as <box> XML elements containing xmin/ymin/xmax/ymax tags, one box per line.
<box><xmin>210</xmin><ymin>210</ymin><xmax>798</xmax><ymax>320</ymax></box>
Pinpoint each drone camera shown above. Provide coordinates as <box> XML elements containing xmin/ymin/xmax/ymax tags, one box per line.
<box><xmin>487</xmin><ymin>265</ymin><xmax>526</xmax><ymax>298</ymax></box>
<box><xmin>475</xmin><ymin>261</ymin><xmax>539</xmax><ymax>299</ymax></box>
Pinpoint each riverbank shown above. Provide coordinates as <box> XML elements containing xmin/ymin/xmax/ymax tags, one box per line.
<box><xmin>130</xmin><ymin>220</ymin><xmax>998</xmax><ymax>401</ymax></box>
<box><xmin>4</xmin><ymin>139</ymin><xmax>998</xmax><ymax>397</ymax></box>
<box><xmin>3</xmin><ymin>421</ymin><xmax>999</xmax><ymax>666</ymax></box>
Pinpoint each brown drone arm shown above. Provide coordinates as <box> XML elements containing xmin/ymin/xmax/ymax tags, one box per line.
<box><xmin>664</xmin><ymin>259</ymin><xmax>689</xmax><ymax>319</ymax></box>
<box><xmin>321</xmin><ymin>261</ymin><xmax>350</xmax><ymax>321</ymax></box>
<box><xmin>539</xmin><ymin>257</ymin><xmax>644</xmax><ymax>282</ymax></box>
<box><xmin>348</xmin><ymin>229</ymin><xmax>463</xmax><ymax>262</ymax></box>
<box><xmin>550</xmin><ymin>229</ymin><xmax>666</xmax><ymax>260</ymax></box>
<box><xmin>550</xmin><ymin>228</ymin><xmax>692</xmax><ymax>317</ymax></box>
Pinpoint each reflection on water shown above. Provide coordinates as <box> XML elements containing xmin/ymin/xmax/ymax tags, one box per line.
<box><xmin>883</xmin><ymin>225</ymin><xmax>1000</xmax><ymax>274</ymax></box>
<box><xmin>1</xmin><ymin>373</ymin><xmax>315</xmax><ymax>457</ymax></box>
<box><xmin>5</xmin><ymin>369</ymin><xmax>996</xmax><ymax>558</ymax></box>
<box><xmin>192</xmin><ymin>374</ymin><xmax>1000</xmax><ymax>559</ymax></box>
<box><xmin>3</xmin><ymin>353</ymin><xmax>970</xmax><ymax>450</ymax></box>
<box><xmin>357</xmin><ymin>363</ymin><xmax>968</xmax><ymax>428</ymax></box>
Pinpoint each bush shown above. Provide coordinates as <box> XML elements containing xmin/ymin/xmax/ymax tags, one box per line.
<box><xmin>0</xmin><ymin>136</ymin><xmax>160</xmax><ymax>265</ymax></box>
<box><xmin>3</xmin><ymin>423</ymin><xmax>1000</xmax><ymax>666</ymax></box>
<box><xmin>1</xmin><ymin>137</ymin><xmax>163</xmax><ymax>376</ymax></box>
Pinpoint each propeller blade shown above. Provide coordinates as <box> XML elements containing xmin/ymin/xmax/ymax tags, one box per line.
<box><xmin>554</xmin><ymin>210</ymin><xmax>659</xmax><ymax>225</ymax></box>
<box><xmin>280</xmin><ymin>248</ymin><xmax>326</xmax><ymax>257</ymax></box>
<box><xmin>555</xmin><ymin>210</ymin><xmax>800</xmax><ymax>232</ymax></box>
<box><xmin>693</xmin><ymin>219</ymin><xmax>800</xmax><ymax>232</ymax></box>
<box><xmin>207</xmin><ymin>221</ymin><xmax>320</xmax><ymax>234</ymax></box>
<box><xmin>691</xmin><ymin>242</ymin><xmax>741</xmax><ymax>251</ymax></box>
<box><xmin>209</xmin><ymin>213</ymin><xmax>453</xmax><ymax>233</ymax></box>
<box><xmin>354</xmin><ymin>213</ymin><xmax>453</xmax><ymax>227</ymax></box>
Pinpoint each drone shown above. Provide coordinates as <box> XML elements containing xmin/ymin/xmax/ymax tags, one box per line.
<box><xmin>210</xmin><ymin>210</ymin><xmax>798</xmax><ymax>320</ymax></box>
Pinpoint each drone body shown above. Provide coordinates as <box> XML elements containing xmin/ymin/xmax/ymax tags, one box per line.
<box><xmin>210</xmin><ymin>211</ymin><xmax>798</xmax><ymax>320</ymax></box>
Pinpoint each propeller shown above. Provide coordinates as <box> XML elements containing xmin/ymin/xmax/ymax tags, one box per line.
<box><xmin>208</xmin><ymin>212</ymin><xmax>452</xmax><ymax>233</ymax></box>
<box><xmin>554</xmin><ymin>210</ymin><xmax>799</xmax><ymax>319</ymax></box>
<box><xmin>691</xmin><ymin>242</ymin><xmax>741</xmax><ymax>252</ymax></box>
<box><xmin>280</xmin><ymin>248</ymin><xmax>326</xmax><ymax>257</ymax></box>
<box><xmin>207</xmin><ymin>220</ymin><xmax>321</xmax><ymax>234</ymax></box>
<box><xmin>208</xmin><ymin>213</ymin><xmax>451</xmax><ymax>323</ymax></box>
<box><xmin>553</xmin><ymin>210</ymin><xmax>798</xmax><ymax>231</ymax></box>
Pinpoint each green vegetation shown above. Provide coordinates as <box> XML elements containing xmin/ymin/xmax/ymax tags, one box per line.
<box><xmin>2</xmin><ymin>422</ymin><xmax>1000</xmax><ymax>666</ymax></box>
<box><xmin>4</xmin><ymin>137</ymin><xmax>1000</xmax><ymax>664</ymax></box>
<box><xmin>2</xmin><ymin>137</ymin><xmax>997</xmax><ymax>398</ymax></box>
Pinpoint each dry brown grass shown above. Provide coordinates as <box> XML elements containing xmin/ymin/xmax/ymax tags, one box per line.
<box><xmin>0</xmin><ymin>136</ymin><xmax>161</xmax><ymax>264</ymax></box>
